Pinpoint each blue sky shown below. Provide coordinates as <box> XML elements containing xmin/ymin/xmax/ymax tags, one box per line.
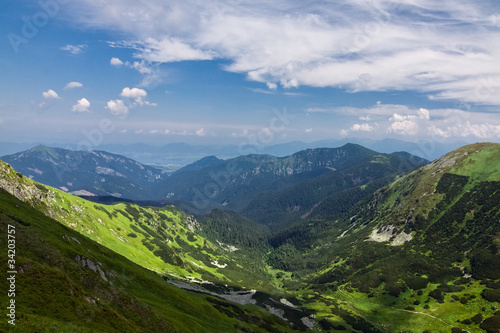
<box><xmin>1</xmin><ymin>0</ymin><xmax>500</xmax><ymax>149</ymax></box>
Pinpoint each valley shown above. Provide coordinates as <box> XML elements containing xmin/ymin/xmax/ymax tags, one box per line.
<box><xmin>1</xmin><ymin>143</ymin><xmax>499</xmax><ymax>332</ymax></box>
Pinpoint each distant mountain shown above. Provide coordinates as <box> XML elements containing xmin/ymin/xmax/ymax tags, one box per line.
<box><xmin>157</xmin><ymin>144</ymin><xmax>386</xmax><ymax>214</ymax></box>
<box><xmin>0</xmin><ymin>139</ymin><xmax>475</xmax><ymax>168</ymax></box>
<box><xmin>1</xmin><ymin>145</ymin><xmax>166</xmax><ymax>200</ymax></box>
<box><xmin>242</xmin><ymin>151</ymin><xmax>428</xmax><ymax>228</ymax></box>
<box><xmin>157</xmin><ymin>144</ymin><xmax>429</xmax><ymax>217</ymax></box>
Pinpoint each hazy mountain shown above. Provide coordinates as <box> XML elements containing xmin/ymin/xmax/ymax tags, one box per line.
<box><xmin>157</xmin><ymin>144</ymin><xmax>383</xmax><ymax>214</ymax></box>
<box><xmin>0</xmin><ymin>138</ymin><xmax>469</xmax><ymax>168</ymax></box>
<box><xmin>1</xmin><ymin>145</ymin><xmax>166</xmax><ymax>200</ymax></box>
<box><xmin>242</xmin><ymin>151</ymin><xmax>428</xmax><ymax>228</ymax></box>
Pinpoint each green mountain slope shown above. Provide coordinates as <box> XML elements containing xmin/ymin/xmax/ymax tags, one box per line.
<box><xmin>0</xmin><ymin>189</ymin><xmax>296</xmax><ymax>333</ymax></box>
<box><xmin>158</xmin><ymin>144</ymin><xmax>391</xmax><ymax>214</ymax></box>
<box><xmin>269</xmin><ymin>143</ymin><xmax>500</xmax><ymax>332</ymax></box>
<box><xmin>242</xmin><ymin>152</ymin><xmax>426</xmax><ymax>228</ymax></box>
<box><xmin>0</xmin><ymin>160</ymin><xmax>271</xmax><ymax>290</ymax></box>
<box><xmin>1</xmin><ymin>145</ymin><xmax>166</xmax><ymax>200</ymax></box>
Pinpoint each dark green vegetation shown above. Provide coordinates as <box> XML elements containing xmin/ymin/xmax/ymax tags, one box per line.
<box><xmin>1</xmin><ymin>145</ymin><xmax>166</xmax><ymax>200</ymax></box>
<box><xmin>1</xmin><ymin>143</ymin><xmax>500</xmax><ymax>332</ymax></box>
<box><xmin>158</xmin><ymin>143</ymin><xmax>428</xmax><ymax>215</ymax></box>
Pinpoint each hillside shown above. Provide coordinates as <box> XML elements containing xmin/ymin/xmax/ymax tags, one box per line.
<box><xmin>0</xmin><ymin>160</ymin><xmax>272</xmax><ymax>290</ymax></box>
<box><xmin>1</xmin><ymin>143</ymin><xmax>499</xmax><ymax>332</ymax></box>
<box><xmin>267</xmin><ymin>143</ymin><xmax>500</xmax><ymax>332</ymax></box>
<box><xmin>1</xmin><ymin>145</ymin><xmax>166</xmax><ymax>200</ymax></box>
<box><xmin>242</xmin><ymin>152</ymin><xmax>427</xmax><ymax>228</ymax></box>
<box><xmin>157</xmin><ymin>144</ymin><xmax>406</xmax><ymax>214</ymax></box>
<box><xmin>0</xmin><ymin>188</ymin><xmax>297</xmax><ymax>332</ymax></box>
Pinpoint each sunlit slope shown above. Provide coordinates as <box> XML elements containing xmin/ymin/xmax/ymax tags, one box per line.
<box><xmin>0</xmin><ymin>160</ymin><xmax>270</xmax><ymax>289</ymax></box>
<box><xmin>295</xmin><ymin>142</ymin><xmax>500</xmax><ymax>332</ymax></box>
<box><xmin>0</xmin><ymin>189</ymin><xmax>296</xmax><ymax>333</ymax></box>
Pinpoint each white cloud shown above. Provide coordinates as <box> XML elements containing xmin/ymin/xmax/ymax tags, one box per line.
<box><xmin>427</xmin><ymin>122</ymin><xmax>500</xmax><ymax>139</ymax></box>
<box><xmin>110</xmin><ymin>57</ymin><xmax>124</xmax><ymax>66</ymax></box>
<box><xmin>266</xmin><ymin>82</ymin><xmax>277</xmax><ymax>90</ymax></box>
<box><xmin>418</xmin><ymin>108</ymin><xmax>430</xmax><ymax>120</ymax></box>
<box><xmin>120</xmin><ymin>87</ymin><xmax>152</xmax><ymax>106</ymax></box>
<box><xmin>61</xmin><ymin>44</ymin><xmax>87</xmax><ymax>55</ymax></box>
<box><xmin>0</xmin><ymin>118</ymin><xmax>3</xmax><ymax>124</ymax></box>
<box><xmin>64</xmin><ymin>81</ymin><xmax>83</xmax><ymax>89</ymax></box>
<box><xmin>351</xmin><ymin>123</ymin><xmax>374</xmax><ymax>132</ymax></box>
<box><xmin>71</xmin><ymin>98</ymin><xmax>90</xmax><ymax>112</ymax></box>
<box><xmin>65</xmin><ymin>1</ymin><xmax>500</xmax><ymax>105</ymax></box>
<box><xmin>196</xmin><ymin>128</ymin><xmax>206</xmax><ymax>136</ymax></box>
<box><xmin>42</xmin><ymin>89</ymin><xmax>60</xmax><ymax>99</ymax></box>
<box><xmin>280</xmin><ymin>78</ymin><xmax>299</xmax><ymax>89</ymax></box>
<box><xmin>106</xmin><ymin>99</ymin><xmax>128</xmax><ymax>116</ymax></box>
<box><xmin>133</xmin><ymin>60</ymin><xmax>151</xmax><ymax>74</ymax></box>
<box><xmin>305</xmin><ymin>128</ymin><xmax>312</xmax><ymax>133</ymax></box>
<box><xmin>121</xmin><ymin>87</ymin><xmax>147</xmax><ymax>98</ymax></box>
<box><xmin>388</xmin><ymin>120</ymin><xmax>419</xmax><ymax>135</ymax></box>
<box><xmin>136</xmin><ymin>37</ymin><xmax>214</xmax><ymax>63</ymax></box>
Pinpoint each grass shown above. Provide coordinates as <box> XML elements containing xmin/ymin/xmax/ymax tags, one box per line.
<box><xmin>0</xmin><ymin>190</ymin><xmax>297</xmax><ymax>333</ymax></box>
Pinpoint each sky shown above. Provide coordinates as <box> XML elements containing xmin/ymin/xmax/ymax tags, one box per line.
<box><xmin>1</xmin><ymin>0</ymin><xmax>500</xmax><ymax>150</ymax></box>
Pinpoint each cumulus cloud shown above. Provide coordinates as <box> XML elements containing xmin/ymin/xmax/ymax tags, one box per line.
<box><xmin>427</xmin><ymin>122</ymin><xmax>500</xmax><ymax>139</ymax></box>
<box><xmin>42</xmin><ymin>89</ymin><xmax>60</xmax><ymax>99</ymax></box>
<box><xmin>110</xmin><ymin>57</ymin><xmax>124</xmax><ymax>66</ymax></box>
<box><xmin>195</xmin><ymin>128</ymin><xmax>206</xmax><ymax>136</ymax></box>
<box><xmin>351</xmin><ymin>123</ymin><xmax>374</xmax><ymax>132</ymax></box>
<box><xmin>120</xmin><ymin>87</ymin><xmax>157</xmax><ymax>106</ymax></box>
<box><xmin>71</xmin><ymin>98</ymin><xmax>90</xmax><ymax>112</ymax></box>
<box><xmin>388</xmin><ymin>119</ymin><xmax>419</xmax><ymax>135</ymax></box>
<box><xmin>266</xmin><ymin>82</ymin><xmax>278</xmax><ymax>90</ymax></box>
<box><xmin>121</xmin><ymin>87</ymin><xmax>147</xmax><ymax>98</ymax></box>
<box><xmin>64</xmin><ymin>81</ymin><xmax>83</xmax><ymax>89</ymax></box>
<box><xmin>61</xmin><ymin>44</ymin><xmax>87</xmax><ymax>54</ymax></box>
<box><xmin>106</xmin><ymin>99</ymin><xmax>128</xmax><ymax>116</ymax></box>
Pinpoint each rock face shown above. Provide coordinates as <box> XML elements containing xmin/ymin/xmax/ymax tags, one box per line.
<box><xmin>75</xmin><ymin>255</ymin><xmax>111</xmax><ymax>282</ymax></box>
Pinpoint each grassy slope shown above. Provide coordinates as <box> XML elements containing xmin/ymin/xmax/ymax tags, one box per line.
<box><xmin>0</xmin><ymin>189</ymin><xmax>296</xmax><ymax>333</ymax></box>
<box><xmin>267</xmin><ymin>143</ymin><xmax>500</xmax><ymax>332</ymax></box>
<box><xmin>0</xmin><ymin>160</ymin><xmax>273</xmax><ymax>291</ymax></box>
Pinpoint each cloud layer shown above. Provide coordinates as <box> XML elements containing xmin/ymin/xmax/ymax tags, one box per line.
<box><xmin>65</xmin><ymin>0</ymin><xmax>500</xmax><ymax>105</ymax></box>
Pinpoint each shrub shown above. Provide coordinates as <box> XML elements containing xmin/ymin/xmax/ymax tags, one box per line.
<box><xmin>471</xmin><ymin>313</ymin><xmax>483</xmax><ymax>324</ymax></box>
<box><xmin>480</xmin><ymin>315</ymin><xmax>500</xmax><ymax>333</ymax></box>
<box><xmin>482</xmin><ymin>289</ymin><xmax>500</xmax><ymax>303</ymax></box>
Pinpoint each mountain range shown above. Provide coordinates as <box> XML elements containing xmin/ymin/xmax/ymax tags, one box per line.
<box><xmin>1</xmin><ymin>145</ymin><xmax>166</xmax><ymax>200</ymax></box>
<box><xmin>0</xmin><ymin>138</ymin><xmax>469</xmax><ymax>170</ymax></box>
<box><xmin>1</xmin><ymin>142</ymin><xmax>500</xmax><ymax>332</ymax></box>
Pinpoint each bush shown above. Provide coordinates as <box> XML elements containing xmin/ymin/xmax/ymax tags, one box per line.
<box><xmin>429</xmin><ymin>288</ymin><xmax>444</xmax><ymax>303</ymax></box>
<box><xmin>471</xmin><ymin>313</ymin><xmax>483</xmax><ymax>324</ymax></box>
<box><xmin>482</xmin><ymin>289</ymin><xmax>500</xmax><ymax>302</ymax></box>
<box><xmin>127</xmin><ymin>232</ymin><xmax>137</xmax><ymax>238</ymax></box>
<box><xmin>480</xmin><ymin>315</ymin><xmax>500</xmax><ymax>333</ymax></box>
